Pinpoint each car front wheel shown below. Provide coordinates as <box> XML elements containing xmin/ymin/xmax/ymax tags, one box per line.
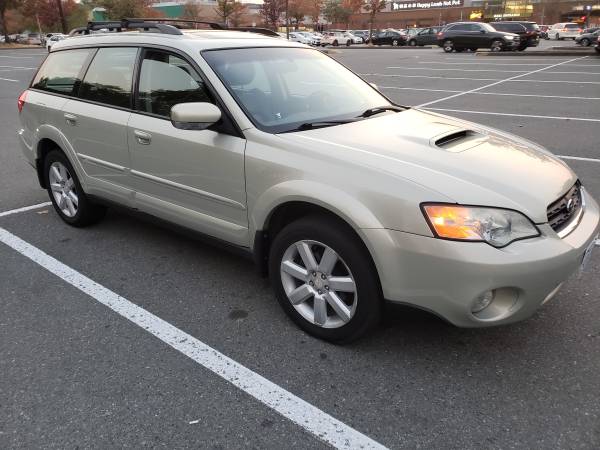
<box><xmin>269</xmin><ymin>216</ymin><xmax>381</xmax><ymax>343</ymax></box>
<box><xmin>442</xmin><ymin>40</ymin><xmax>454</xmax><ymax>52</ymax></box>
<box><xmin>581</xmin><ymin>38</ymin><xmax>590</xmax><ymax>46</ymax></box>
<box><xmin>408</xmin><ymin>39</ymin><xmax>416</xmax><ymax>46</ymax></box>
<box><xmin>392</xmin><ymin>39</ymin><xmax>399</xmax><ymax>46</ymax></box>
<box><xmin>44</xmin><ymin>150</ymin><xmax>106</xmax><ymax>227</ymax></box>
<box><xmin>491</xmin><ymin>40</ymin><xmax>503</xmax><ymax>52</ymax></box>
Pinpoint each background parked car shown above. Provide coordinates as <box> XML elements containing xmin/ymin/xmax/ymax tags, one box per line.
<box><xmin>491</xmin><ymin>21</ymin><xmax>539</xmax><ymax>50</ymax></box>
<box><xmin>371</xmin><ymin>30</ymin><xmax>407</xmax><ymax>46</ymax></box>
<box><xmin>575</xmin><ymin>29</ymin><xmax>600</xmax><ymax>46</ymax></box>
<box><xmin>350</xmin><ymin>30</ymin><xmax>370</xmax><ymax>43</ymax></box>
<box><xmin>538</xmin><ymin>25</ymin><xmax>550</xmax><ymax>39</ymax></box>
<box><xmin>438</xmin><ymin>22</ymin><xmax>520</xmax><ymax>52</ymax></box>
<box><xmin>581</xmin><ymin>27</ymin><xmax>599</xmax><ymax>34</ymax></box>
<box><xmin>407</xmin><ymin>26</ymin><xmax>442</xmax><ymax>46</ymax></box>
<box><xmin>346</xmin><ymin>31</ymin><xmax>364</xmax><ymax>44</ymax></box>
<box><xmin>26</xmin><ymin>33</ymin><xmax>42</xmax><ymax>45</ymax></box>
<box><xmin>548</xmin><ymin>22</ymin><xmax>581</xmax><ymax>40</ymax></box>
<box><xmin>321</xmin><ymin>31</ymin><xmax>353</xmax><ymax>46</ymax></box>
<box><xmin>288</xmin><ymin>31</ymin><xmax>312</xmax><ymax>45</ymax></box>
<box><xmin>46</xmin><ymin>34</ymin><xmax>67</xmax><ymax>51</ymax></box>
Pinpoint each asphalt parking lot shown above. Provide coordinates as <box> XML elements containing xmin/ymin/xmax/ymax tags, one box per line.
<box><xmin>1</xmin><ymin>47</ymin><xmax>599</xmax><ymax>449</ymax></box>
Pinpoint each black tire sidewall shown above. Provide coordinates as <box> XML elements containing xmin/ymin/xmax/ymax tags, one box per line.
<box><xmin>269</xmin><ymin>216</ymin><xmax>381</xmax><ymax>343</ymax></box>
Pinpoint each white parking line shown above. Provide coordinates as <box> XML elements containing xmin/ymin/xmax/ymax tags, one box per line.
<box><xmin>416</xmin><ymin>56</ymin><xmax>589</xmax><ymax>107</ymax></box>
<box><xmin>387</xmin><ymin>67</ymin><xmax>600</xmax><ymax>75</ymax></box>
<box><xmin>380</xmin><ymin>86</ymin><xmax>600</xmax><ymax>100</ymax></box>
<box><xmin>558</xmin><ymin>155</ymin><xmax>600</xmax><ymax>163</ymax></box>
<box><xmin>0</xmin><ymin>77</ymin><xmax>18</xmax><ymax>82</ymax></box>
<box><xmin>0</xmin><ymin>55</ymin><xmax>33</xmax><ymax>59</ymax></box>
<box><xmin>0</xmin><ymin>202</ymin><xmax>52</xmax><ymax>218</ymax></box>
<box><xmin>421</xmin><ymin>62</ymin><xmax>600</xmax><ymax>67</ymax></box>
<box><xmin>0</xmin><ymin>226</ymin><xmax>387</xmax><ymax>450</ymax></box>
<box><xmin>362</xmin><ymin>73</ymin><xmax>600</xmax><ymax>84</ymax></box>
<box><xmin>422</xmin><ymin>107</ymin><xmax>600</xmax><ymax>122</ymax></box>
<box><xmin>0</xmin><ymin>65</ymin><xmax>37</xmax><ymax>69</ymax></box>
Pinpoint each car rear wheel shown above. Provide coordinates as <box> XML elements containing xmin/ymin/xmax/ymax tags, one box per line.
<box><xmin>490</xmin><ymin>40</ymin><xmax>503</xmax><ymax>52</ymax></box>
<box><xmin>333</xmin><ymin>40</ymin><xmax>339</xmax><ymax>46</ymax></box>
<box><xmin>408</xmin><ymin>39</ymin><xmax>416</xmax><ymax>46</ymax></box>
<box><xmin>44</xmin><ymin>150</ymin><xmax>106</xmax><ymax>227</ymax></box>
<box><xmin>581</xmin><ymin>38</ymin><xmax>590</xmax><ymax>46</ymax></box>
<box><xmin>269</xmin><ymin>216</ymin><xmax>381</xmax><ymax>343</ymax></box>
<box><xmin>442</xmin><ymin>40</ymin><xmax>454</xmax><ymax>52</ymax></box>
<box><xmin>346</xmin><ymin>40</ymin><xmax>351</xmax><ymax>46</ymax></box>
<box><xmin>555</xmin><ymin>33</ymin><xmax>561</xmax><ymax>40</ymax></box>
<box><xmin>469</xmin><ymin>47</ymin><xmax>477</xmax><ymax>52</ymax></box>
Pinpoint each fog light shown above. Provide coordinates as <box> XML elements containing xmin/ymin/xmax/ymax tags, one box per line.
<box><xmin>472</xmin><ymin>290</ymin><xmax>495</xmax><ymax>313</ymax></box>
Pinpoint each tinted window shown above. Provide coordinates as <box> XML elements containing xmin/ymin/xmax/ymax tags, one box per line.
<box><xmin>79</xmin><ymin>47</ymin><xmax>137</xmax><ymax>108</ymax></box>
<box><xmin>565</xmin><ymin>24</ymin><xmax>580</xmax><ymax>29</ymax></box>
<box><xmin>31</xmin><ymin>49</ymin><xmax>92</xmax><ymax>95</ymax></box>
<box><xmin>137</xmin><ymin>49</ymin><xmax>212</xmax><ymax>118</ymax></box>
<box><xmin>450</xmin><ymin>24</ymin><xmax>469</xmax><ymax>31</ymax></box>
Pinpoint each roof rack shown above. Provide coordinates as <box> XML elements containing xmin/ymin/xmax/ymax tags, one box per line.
<box><xmin>69</xmin><ymin>19</ymin><xmax>279</xmax><ymax>38</ymax></box>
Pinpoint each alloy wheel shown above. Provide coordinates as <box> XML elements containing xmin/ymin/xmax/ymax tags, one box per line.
<box><xmin>280</xmin><ymin>240</ymin><xmax>357</xmax><ymax>329</ymax></box>
<box><xmin>49</xmin><ymin>161</ymin><xmax>78</xmax><ymax>217</ymax></box>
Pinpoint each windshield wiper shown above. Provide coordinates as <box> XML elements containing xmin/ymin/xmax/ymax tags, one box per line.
<box><xmin>359</xmin><ymin>105</ymin><xmax>406</xmax><ymax>118</ymax></box>
<box><xmin>292</xmin><ymin>119</ymin><xmax>360</xmax><ymax>131</ymax></box>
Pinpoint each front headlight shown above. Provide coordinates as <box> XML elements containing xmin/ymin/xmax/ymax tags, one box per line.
<box><xmin>505</xmin><ymin>35</ymin><xmax>515</xmax><ymax>40</ymax></box>
<box><xmin>421</xmin><ymin>204</ymin><xmax>540</xmax><ymax>248</ymax></box>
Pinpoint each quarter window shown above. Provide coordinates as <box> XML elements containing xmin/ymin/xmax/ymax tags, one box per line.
<box><xmin>79</xmin><ymin>47</ymin><xmax>137</xmax><ymax>108</ymax></box>
<box><xmin>31</xmin><ymin>49</ymin><xmax>92</xmax><ymax>95</ymax></box>
<box><xmin>137</xmin><ymin>49</ymin><xmax>212</xmax><ymax>118</ymax></box>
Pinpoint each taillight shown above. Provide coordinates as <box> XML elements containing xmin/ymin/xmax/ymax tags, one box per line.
<box><xmin>17</xmin><ymin>90</ymin><xmax>27</xmax><ymax>113</ymax></box>
<box><xmin>437</xmin><ymin>32</ymin><xmax>443</xmax><ymax>37</ymax></box>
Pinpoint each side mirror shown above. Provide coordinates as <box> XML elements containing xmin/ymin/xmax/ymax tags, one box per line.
<box><xmin>170</xmin><ymin>102</ymin><xmax>221</xmax><ymax>130</ymax></box>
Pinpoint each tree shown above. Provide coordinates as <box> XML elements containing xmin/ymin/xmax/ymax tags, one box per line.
<box><xmin>323</xmin><ymin>0</ymin><xmax>350</xmax><ymax>27</ymax></box>
<box><xmin>341</xmin><ymin>0</ymin><xmax>361</xmax><ymax>28</ymax></box>
<box><xmin>20</xmin><ymin>0</ymin><xmax>78</xmax><ymax>32</ymax></box>
<box><xmin>260</xmin><ymin>0</ymin><xmax>284</xmax><ymax>30</ymax></box>
<box><xmin>183</xmin><ymin>0</ymin><xmax>203</xmax><ymax>22</ymax></box>
<box><xmin>55</xmin><ymin>0</ymin><xmax>67</xmax><ymax>33</ymax></box>
<box><xmin>0</xmin><ymin>0</ymin><xmax>16</xmax><ymax>43</ymax></box>
<box><xmin>307</xmin><ymin>0</ymin><xmax>322</xmax><ymax>30</ymax></box>
<box><xmin>288</xmin><ymin>0</ymin><xmax>309</xmax><ymax>30</ymax></box>
<box><xmin>229</xmin><ymin>2</ymin><xmax>247</xmax><ymax>27</ymax></box>
<box><xmin>96</xmin><ymin>0</ymin><xmax>152</xmax><ymax>19</ymax></box>
<box><xmin>364</xmin><ymin>0</ymin><xmax>385</xmax><ymax>46</ymax></box>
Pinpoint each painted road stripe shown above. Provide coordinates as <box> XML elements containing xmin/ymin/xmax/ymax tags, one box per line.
<box><xmin>361</xmin><ymin>73</ymin><xmax>600</xmax><ymax>84</ymax></box>
<box><xmin>0</xmin><ymin>202</ymin><xmax>52</xmax><ymax>218</ymax></box>
<box><xmin>0</xmin><ymin>76</ymin><xmax>18</xmax><ymax>82</ymax></box>
<box><xmin>420</xmin><ymin>61</ymin><xmax>600</xmax><ymax>67</ymax></box>
<box><xmin>0</xmin><ymin>227</ymin><xmax>387</xmax><ymax>450</ymax></box>
<box><xmin>417</xmin><ymin>56</ymin><xmax>589</xmax><ymax>107</ymax></box>
<box><xmin>387</xmin><ymin>67</ymin><xmax>600</xmax><ymax>75</ymax></box>
<box><xmin>558</xmin><ymin>155</ymin><xmax>600</xmax><ymax>163</ymax></box>
<box><xmin>380</xmin><ymin>86</ymin><xmax>600</xmax><ymax>100</ymax></box>
<box><xmin>422</xmin><ymin>107</ymin><xmax>600</xmax><ymax>122</ymax></box>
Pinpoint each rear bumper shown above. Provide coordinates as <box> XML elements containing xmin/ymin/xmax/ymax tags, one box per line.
<box><xmin>363</xmin><ymin>190</ymin><xmax>600</xmax><ymax>327</ymax></box>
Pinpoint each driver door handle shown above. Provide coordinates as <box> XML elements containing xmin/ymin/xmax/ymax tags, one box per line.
<box><xmin>134</xmin><ymin>130</ymin><xmax>152</xmax><ymax>145</ymax></box>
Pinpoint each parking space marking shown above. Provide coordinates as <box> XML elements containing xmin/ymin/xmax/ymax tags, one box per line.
<box><xmin>388</xmin><ymin>67</ymin><xmax>600</xmax><ymax>75</ymax></box>
<box><xmin>0</xmin><ymin>76</ymin><xmax>18</xmax><ymax>82</ymax></box>
<box><xmin>362</xmin><ymin>73</ymin><xmax>600</xmax><ymax>84</ymax></box>
<box><xmin>416</xmin><ymin>56</ymin><xmax>589</xmax><ymax>107</ymax></box>
<box><xmin>558</xmin><ymin>155</ymin><xmax>600</xmax><ymax>163</ymax></box>
<box><xmin>419</xmin><ymin>61</ymin><xmax>557</xmax><ymax>66</ymax></box>
<box><xmin>422</xmin><ymin>108</ymin><xmax>600</xmax><ymax>122</ymax></box>
<box><xmin>0</xmin><ymin>65</ymin><xmax>37</xmax><ymax>69</ymax></box>
<box><xmin>0</xmin><ymin>226</ymin><xmax>387</xmax><ymax>450</ymax></box>
<box><xmin>0</xmin><ymin>55</ymin><xmax>33</xmax><ymax>59</ymax></box>
<box><xmin>0</xmin><ymin>202</ymin><xmax>52</xmax><ymax>218</ymax></box>
<box><xmin>380</xmin><ymin>86</ymin><xmax>600</xmax><ymax>100</ymax></box>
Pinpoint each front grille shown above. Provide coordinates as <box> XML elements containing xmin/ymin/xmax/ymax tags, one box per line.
<box><xmin>547</xmin><ymin>181</ymin><xmax>582</xmax><ymax>234</ymax></box>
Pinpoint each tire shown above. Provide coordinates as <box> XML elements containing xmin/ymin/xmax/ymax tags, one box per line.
<box><xmin>555</xmin><ymin>33</ymin><xmax>560</xmax><ymax>40</ymax></box>
<box><xmin>333</xmin><ymin>40</ymin><xmax>339</xmax><ymax>46</ymax></box>
<box><xmin>596</xmin><ymin>46</ymin><xmax>600</xmax><ymax>54</ymax></box>
<box><xmin>408</xmin><ymin>39</ymin><xmax>416</xmax><ymax>46</ymax></box>
<box><xmin>346</xmin><ymin>40</ymin><xmax>351</xmax><ymax>47</ymax></box>
<box><xmin>469</xmin><ymin>47</ymin><xmax>477</xmax><ymax>52</ymax></box>
<box><xmin>43</xmin><ymin>149</ymin><xmax>106</xmax><ymax>227</ymax></box>
<box><xmin>442</xmin><ymin>40</ymin><xmax>454</xmax><ymax>52</ymax></box>
<box><xmin>490</xmin><ymin>40</ymin><xmax>503</xmax><ymax>52</ymax></box>
<box><xmin>581</xmin><ymin>38</ymin><xmax>590</xmax><ymax>46</ymax></box>
<box><xmin>269</xmin><ymin>215</ymin><xmax>382</xmax><ymax>343</ymax></box>
<box><xmin>392</xmin><ymin>39</ymin><xmax>399</xmax><ymax>46</ymax></box>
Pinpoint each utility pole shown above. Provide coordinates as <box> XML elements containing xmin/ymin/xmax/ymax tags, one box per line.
<box><xmin>56</xmin><ymin>0</ymin><xmax>67</xmax><ymax>34</ymax></box>
<box><xmin>286</xmin><ymin>0</ymin><xmax>289</xmax><ymax>39</ymax></box>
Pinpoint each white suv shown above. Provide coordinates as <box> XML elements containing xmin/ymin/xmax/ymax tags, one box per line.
<box><xmin>17</xmin><ymin>20</ymin><xmax>599</xmax><ymax>342</ymax></box>
<box><xmin>321</xmin><ymin>31</ymin><xmax>352</xmax><ymax>46</ymax></box>
<box><xmin>549</xmin><ymin>22</ymin><xmax>582</xmax><ymax>40</ymax></box>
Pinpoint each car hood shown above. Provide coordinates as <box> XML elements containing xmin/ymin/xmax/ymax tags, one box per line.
<box><xmin>276</xmin><ymin>109</ymin><xmax>576</xmax><ymax>223</ymax></box>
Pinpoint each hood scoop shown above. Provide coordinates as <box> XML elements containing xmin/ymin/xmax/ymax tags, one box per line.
<box><xmin>431</xmin><ymin>129</ymin><xmax>487</xmax><ymax>153</ymax></box>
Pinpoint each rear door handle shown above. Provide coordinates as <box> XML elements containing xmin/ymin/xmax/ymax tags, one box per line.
<box><xmin>64</xmin><ymin>113</ymin><xmax>77</xmax><ymax>125</ymax></box>
<box><xmin>134</xmin><ymin>130</ymin><xmax>152</xmax><ymax>145</ymax></box>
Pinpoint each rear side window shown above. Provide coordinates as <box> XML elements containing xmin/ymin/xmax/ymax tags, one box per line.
<box><xmin>137</xmin><ymin>49</ymin><xmax>212</xmax><ymax>118</ymax></box>
<box><xmin>79</xmin><ymin>47</ymin><xmax>138</xmax><ymax>109</ymax></box>
<box><xmin>31</xmin><ymin>49</ymin><xmax>92</xmax><ymax>95</ymax></box>
<box><xmin>565</xmin><ymin>24</ymin><xmax>580</xmax><ymax>29</ymax></box>
<box><xmin>449</xmin><ymin>24</ymin><xmax>469</xmax><ymax>31</ymax></box>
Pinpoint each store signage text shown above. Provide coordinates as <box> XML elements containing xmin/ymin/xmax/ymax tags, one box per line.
<box><xmin>392</xmin><ymin>0</ymin><xmax>463</xmax><ymax>11</ymax></box>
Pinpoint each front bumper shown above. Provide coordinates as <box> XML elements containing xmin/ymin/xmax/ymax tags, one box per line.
<box><xmin>363</xmin><ymin>190</ymin><xmax>600</xmax><ymax>327</ymax></box>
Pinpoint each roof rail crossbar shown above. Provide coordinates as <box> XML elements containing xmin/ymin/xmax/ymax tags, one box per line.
<box><xmin>127</xmin><ymin>18</ymin><xmax>226</xmax><ymax>30</ymax></box>
<box><xmin>69</xmin><ymin>19</ymin><xmax>184</xmax><ymax>36</ymax></box>
<box><xmin>228</xmin><ymin>27</ymin><xmax>280</xmax><ymax>37</ymax></box>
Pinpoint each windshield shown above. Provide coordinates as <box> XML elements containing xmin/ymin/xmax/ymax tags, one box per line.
<box><xmin>203</xmin><ymin>47</ymin><xmax>393</xmax><ymax>133</ymax></box>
